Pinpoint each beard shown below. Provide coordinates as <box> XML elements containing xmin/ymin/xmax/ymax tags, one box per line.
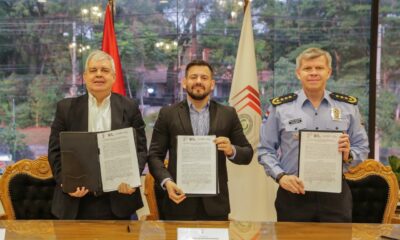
<box><xmin>186</xmin><ymin>85</ymin><xmax>211</xmax><ymax>100</ymax></box>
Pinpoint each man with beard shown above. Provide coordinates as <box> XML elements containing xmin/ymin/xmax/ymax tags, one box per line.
<box><xmin>148</xmin><ymin>59</ymin><xmax>253</xmax><ymax>220</ymax></box>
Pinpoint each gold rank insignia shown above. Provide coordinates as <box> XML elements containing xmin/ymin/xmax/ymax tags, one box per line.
<box><xmin>270</xmin><ymin>93</ymin><xmax>298</xmax><ymax>106</ymax></box>
<box><xmin>329</xmin><ymin>92</ymin><xmax>358</xmax><ymax>105</ymax></box>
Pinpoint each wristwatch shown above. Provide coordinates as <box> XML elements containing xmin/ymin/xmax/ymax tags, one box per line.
<box><xmin>275</xmin><ymin>172</ymin><xmax>287</xmax><ymax>183</ymax></box>
<box><xmin>344</xmin><ymin>151</ymin><xmax>354</xmax><ymax>164</ymax></box>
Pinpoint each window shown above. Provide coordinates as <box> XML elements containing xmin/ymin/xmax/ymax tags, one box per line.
<box><xmin>0</xmin><ymin>0</ymin><xmax>397</xmax><ymax>171</ymax></box>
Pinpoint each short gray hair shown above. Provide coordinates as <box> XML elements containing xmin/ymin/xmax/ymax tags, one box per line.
<box><xmin>84</xmin><ymin>50</ymin><xmax>115</xmax><ymax>73</ymax></box>
<box><xmin>296</xmin><ymin>48</ymin><xmax>332</xmax><ymax>69</ymax></box>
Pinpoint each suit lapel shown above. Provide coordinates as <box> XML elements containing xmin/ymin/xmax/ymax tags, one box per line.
<box><xmin>111</xmin><ymin>93</ymin><xmax>124</xmax><ymax>130</ymax></box>
<box><xmin>178</xmin><ymin>100</ymin><xmax>194</xmax><ymax>135</ymax></box>
<box><xmin>208</xmin><ymin>100</ymin><xmax>218</xmax><ymax>135</ymax></box>
<box><xmin>70</xmin><ymin>94</ymin><xmax>89</xmax><ymax>131</ymax></box>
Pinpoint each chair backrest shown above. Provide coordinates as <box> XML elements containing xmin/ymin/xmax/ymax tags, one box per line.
<box><xmin>0</xmin><ymin>156</ymin><xmax>56</xmax><ymax>219</ymax></box>
<box><xmin>143</xmin><ymin>173</ymin><xmax>160</xmax><ymax>220</ymax></box>
<box><xmin>142</xmin><ymin>159</ymin><xmax>168</xmax><ymax>220</ymax></box>
<box><xmin>345</xmin><ymin>159</ymin><xmax>399</xmax><ymax>223</ymax></box>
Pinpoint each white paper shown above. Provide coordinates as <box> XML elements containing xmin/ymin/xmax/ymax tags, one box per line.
<box><xmin>0</xmin><ymin>229</ymin><xmax>4</xmax><ymax>240</ymax></box>
<box><xmin>177</xmin><ymin>228</ymin><xmax>229</xmax><ymax>240</ymax></box>
<box><xmin>97</xmin><ymin>128</ymin><xmax>141</xmax><ymax>192</ymax></box>
<box><xmin>177</xmin><ymin>135</ymin><xmax>217</xmax><ymax>195</ymax></box>
<box><xmin>299</xmin><ymin>131</ymin><xmax>342</xmax><ymax>193</ymax></box>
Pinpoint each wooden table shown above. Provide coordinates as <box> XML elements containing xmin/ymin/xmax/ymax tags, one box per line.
<box><xmin>0</xmin><ymin>220</ymin><xmax>397</xmax><ymax>239</ymax></box>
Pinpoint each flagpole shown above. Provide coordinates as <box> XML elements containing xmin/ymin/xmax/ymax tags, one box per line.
<box><xmin>244</xmin><ymin>0</ymin><xmax>249</xmax><ymax>12</ymax></box>
<box><xmin>108</xmin><ymin>0</ymin><xmax>114</xmax><ymax>21</ymax></box>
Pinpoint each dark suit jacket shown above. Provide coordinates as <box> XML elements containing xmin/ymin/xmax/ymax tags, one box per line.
<box><xmin>148</xmin><ymin>100</ymin><xmax>253</xmax><ymax>218</ymax></box>
<box><xmin>48</xmin><ymin>93</ymin><xmax>147</xmax><ymax>219</ymax></box>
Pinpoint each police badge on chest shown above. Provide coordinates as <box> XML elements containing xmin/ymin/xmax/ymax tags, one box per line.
<box><xmin>331</xmin><ymin>107</ymin><xmax>342</xmax><ymax>121</ymax></box>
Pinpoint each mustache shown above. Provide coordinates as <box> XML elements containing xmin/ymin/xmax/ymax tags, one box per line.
<box><xmin>191</xmin><ymin>83</ymin><xmax>205</xmax><ymax>89</ymax></box>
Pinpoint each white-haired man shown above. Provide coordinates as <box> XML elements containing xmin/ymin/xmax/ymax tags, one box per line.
<box><xmin>48</xmin><ymin>50</ymin><xmax>147</xmax><ymax>219</ymax></box>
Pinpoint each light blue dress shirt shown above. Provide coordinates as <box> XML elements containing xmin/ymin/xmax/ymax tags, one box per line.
<box><xmin>188</xmin><ymin>101</ymin><xmax>210</xmax><ymax>136</ymax></box>
<box><xmin>258</xmin><ymin>89</ymin><xmax>369</xmax><ymax>180</ymax></box>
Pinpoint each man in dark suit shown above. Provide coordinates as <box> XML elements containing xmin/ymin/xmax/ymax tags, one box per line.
<box><xmin>48</xmin><ymin>50</ymin><xmax>147</xmax><ymax>220</ymax></box>
<box><xmin>148</xmin><ymin>59</ymin><xmax>253</xmax><ymax>220</ymax></box>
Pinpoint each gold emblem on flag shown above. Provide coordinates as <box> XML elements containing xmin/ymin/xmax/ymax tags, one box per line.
<box><xmin>239</xmin><ymin>114</ymin><xmax>253</xmax><ymax>135</ymax></box>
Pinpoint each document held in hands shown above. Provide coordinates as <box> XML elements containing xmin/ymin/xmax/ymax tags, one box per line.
<box><xmin>60</xmin><ymin>127</ymin><xmax>141</xmax><ymax>194</ymax></box>
<box><xmin>298</xmin><ymin>130</ymin><xmax>343</xmax><ymax>193</ymax></box>
<box><xmin>176</xmin><ymin>135</ymin><xmax>218</xmax><ymax>196</ymax></box>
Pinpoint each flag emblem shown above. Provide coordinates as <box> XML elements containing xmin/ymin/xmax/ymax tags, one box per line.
<box><xmin>230</xmin><ymin>85</ymin><xmax>261</xmax><ymax>116</ymax></box>
<box><xmin>239</xmin><ymin>113</ymin><xmax>253</xmax><ymax>135</ymax></box>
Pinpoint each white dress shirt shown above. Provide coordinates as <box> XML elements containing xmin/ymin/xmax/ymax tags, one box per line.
<box><xmin>88</xmin><ymin>93</ymin><xmax>112</xmax><ymax>132</ymax></box>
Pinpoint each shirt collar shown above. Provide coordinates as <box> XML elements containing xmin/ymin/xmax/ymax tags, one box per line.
<box><xmin>324</xmin><ymin>90</ymin><xmax>334</xmax><ymax>107</ymax></box>
<box><xmin>297</xmin><ymin>89</ymin><xmax>332</xmax><ymax>107</ymax></box>
<box><xmin>187</xmin><ymin>99</ymin><xmax>210</xmax><ymax>112</ymax></box>
<box><xmin>88</xmin><ymin>92</ymin><xmax>111</xmax><ymax>107</ymax></box>
<box><xmin>297</xmin><ymin>89</ymin><xmax>308</xmax><ymax>106</ymax></box>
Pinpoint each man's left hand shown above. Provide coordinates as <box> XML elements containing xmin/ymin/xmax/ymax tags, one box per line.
<box><xmin>214</xmin><ymin>137</ymin><xmax>233</xmax><ymax>157</ymax></box>
<box><xmin>117</xmin><ymin>183</ymin><xmax>136</xmax><ymax>195</ymax></box>
<box><xmin>338</xmin><ymin>133</ymin><xmax>351</xmax><ymax>162</ymax></box>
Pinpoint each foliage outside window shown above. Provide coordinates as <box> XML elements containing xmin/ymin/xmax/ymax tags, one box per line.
<box><xmin>0</xmin><ymin>0</ymin><xmax>398</xmax><ymax>167</ymax></box>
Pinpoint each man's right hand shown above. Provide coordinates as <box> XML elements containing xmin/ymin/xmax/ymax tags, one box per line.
<box><xmin>68</xmin><ymin>186</ymin><xmax>89</xmax><ymax>198</ymax></box>
<box><xmin>279</xmin><ymin>175</ymin><xmax>305</xmax><ymax>195</ymax></box>
<box><xmin>165</xmin><ymin>180</ymin><xmax>186</xmax><ymax>204</ymax></box>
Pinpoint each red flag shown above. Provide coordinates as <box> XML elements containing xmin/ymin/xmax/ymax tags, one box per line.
<box><xmin>102</xmin><ymin>4</ymin><xmax>126</xmax><ymax>96</ymax></box>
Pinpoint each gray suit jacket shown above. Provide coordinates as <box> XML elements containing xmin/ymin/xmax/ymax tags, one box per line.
<box><xmin>148</xmin><ymin>100</ymin><xmax>253</xmax><ymax>218</ymax></box>
<box><xmin>48</xmin><ymin>93</ymin><xmax>147</xmax><ymax>219</ymax></box>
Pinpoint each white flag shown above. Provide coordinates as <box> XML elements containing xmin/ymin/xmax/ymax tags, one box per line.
<box><xmin>228</xmin><ymin>2</ymin><xmax>277</xmax><ymax>221</ymax></box>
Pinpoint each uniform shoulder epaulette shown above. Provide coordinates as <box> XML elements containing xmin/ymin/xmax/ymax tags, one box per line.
<box><xmin>329</xmin><ymin>92</ymin><xmax>358</xmax><ymax>105</ymax></box>
<box><xmin>270</xmin><ymin>93</ymin><xmax>298</xmax><ymax>107</ymax></box>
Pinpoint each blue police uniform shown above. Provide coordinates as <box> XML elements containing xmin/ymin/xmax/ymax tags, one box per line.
<box><xmin>258</xmin><ymin>89</ymin><xmax>369</xmax><ymax>222</ymax></box>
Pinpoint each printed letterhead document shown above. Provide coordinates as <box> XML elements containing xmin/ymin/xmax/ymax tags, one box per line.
<box><xmin>177</xmin><ymin>135</ymin><xmax>218</xmax><ymax>196</ymax></box>
<box><xmin>298</xmin><ymin>130</ymin><xmax>343</xmax><ymax>193</ymax></box>
<box><xmin>177</xmin><ymin>228</ymin><xmax>229</xmax><ymax>240</ymax></box>
<box><xmin>97</xmin><ymin>128</ymin><xmax>141</xmax><ymax>192</ymax></box>
<box><xmin>60</xmin><ymin>127</ymin><xmax>140</xmax><ymax>193</ymax></box>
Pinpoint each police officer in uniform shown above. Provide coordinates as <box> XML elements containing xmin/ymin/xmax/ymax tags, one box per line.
<box><xmin>258</xmin><ymin>47</ymin><xmax>369</xmax><ymax>222</ymax></box>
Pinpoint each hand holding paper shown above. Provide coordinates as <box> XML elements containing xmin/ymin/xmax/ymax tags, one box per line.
<box><xmin>214</xmin><ymin>136</ymin><xmax>234</xmax><ymax>157</ymax></box>
<box><xmin>117</xmin><ymin>182</ymin><xmax>136</xmax><ymax>195</ymax></box>
<box><xmin>279</xmin><ymin>175</ymin><xmax>305</xmax><ymax>195</ymax></box>
<box><xmin>165</xmin><ymin>180</ymin><xmax>186</xmax><ymax>204</ymax></box>
<box><xmin>338</xmin><ymin>133</ymin><xmax>351</xmax><ymax>161</ymax></box>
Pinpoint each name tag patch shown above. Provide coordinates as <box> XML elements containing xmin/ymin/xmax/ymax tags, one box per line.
<box><xmin>289</xmin><ymin>118</ymin><xmax>302</xmax><ymax>125</ymax></box>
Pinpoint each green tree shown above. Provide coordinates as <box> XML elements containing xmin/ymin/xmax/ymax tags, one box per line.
<box><xmin>0</xmin><ymin>126</ymin><xmax>33</xmax><ymax>161</ymax></box>
<box><xmin>28</xmin><ymin>75</ymin><xmax>63</xmax><ymax>127</ymax></box>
